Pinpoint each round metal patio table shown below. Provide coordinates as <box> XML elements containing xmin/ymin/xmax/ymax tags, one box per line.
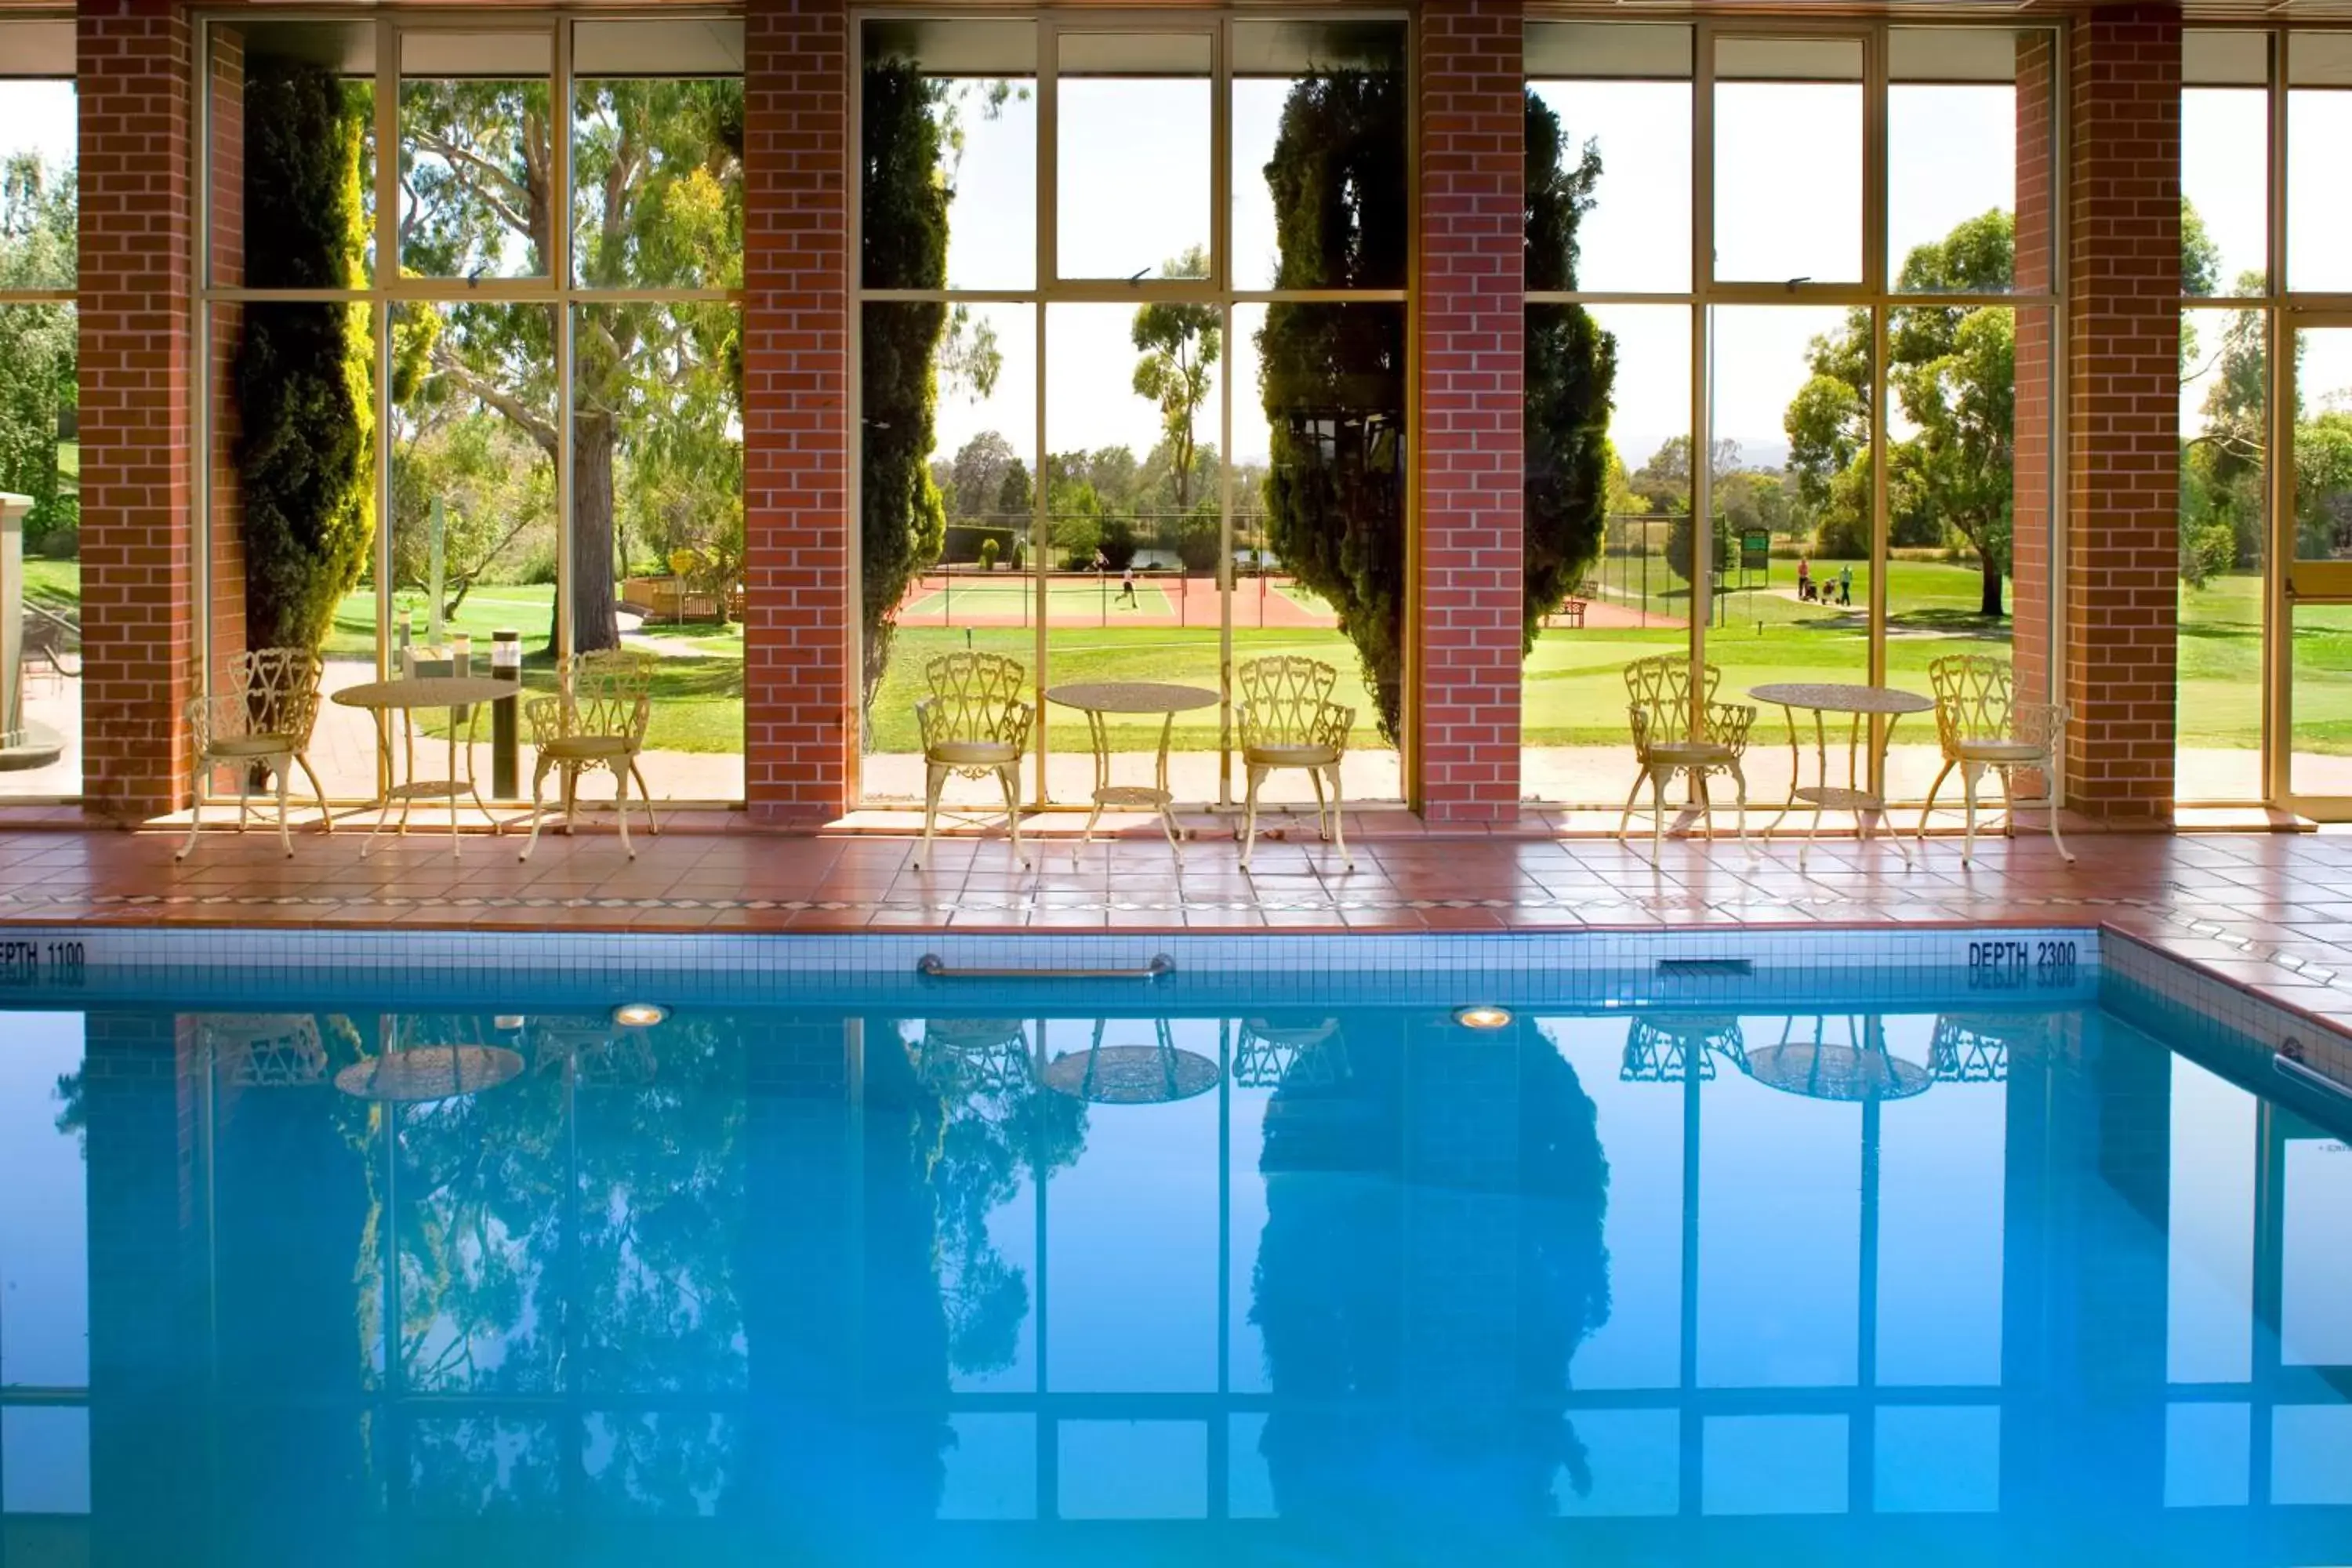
<box><xmin>333</xmin><ymin>677</ymin><xmax>518</xmax><ymax>859</ymax></box>
<box><xmin>1747</xmin><ymin>682</ymin><xmax>1935</xmax><ymax>861</ymax></box>
<box><xmin>1044</xmin><ymin>681</ymin><xmax>1220</xmax><ymax>852</ymax></box>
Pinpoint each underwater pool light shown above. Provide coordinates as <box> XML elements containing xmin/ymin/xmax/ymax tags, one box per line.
<box><xmin>612</xmin><ymin>1002</ymin><xmax>670</xmax><ymax>1029</ymax></box>
<box><xmin>1453</xmin><ymin>1005</ymin><xmax>1513</xmax><ymax>1031</ymax></box>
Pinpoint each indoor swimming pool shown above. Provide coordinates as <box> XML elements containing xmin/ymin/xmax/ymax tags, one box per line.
<box><xmin>0</xmin><ymin>931</ymin><xmax>2345</xmax><ymax>1566</ymax></box>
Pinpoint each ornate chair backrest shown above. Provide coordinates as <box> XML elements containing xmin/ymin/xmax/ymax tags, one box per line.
<box><xmin>1623</xmin><ymin>655</ymin><xmax>1719</xmax><ymax>754</ymax></box>
<box><xmin>1238</xmin><ymin>656</ymin><xmax>1339</xmax><ymax>748</ymax></box>
<box><xmin>920</xmin><ymin>652</ymin><xmax>1029</xmax><ymax>747</ymax></box>
<box><xmin>1929</xmin><ymin>655</ymin><xmax>2015</xmax><ymax>750</ymax></box>
<box><xmin>220</xmin><ymin>648</ymin><xmax>325</xmax><ymax>746</ymax></box>
<box><xmin>558</xmin><ymin>651</ymin><xmax>656</xmax><ymax>746</ymax></box>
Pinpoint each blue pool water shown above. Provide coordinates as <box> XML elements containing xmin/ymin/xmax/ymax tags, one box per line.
<box><xmin>0</xmin><ymin>968</ymin><xmax>2347</xmax><ymax>1565</ymax></box>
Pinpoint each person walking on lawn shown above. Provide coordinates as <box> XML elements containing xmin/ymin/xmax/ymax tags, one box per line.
<box><xmin>1838</xmin><ymin>564</ymin><xmax>1853</xmax><ymax>607</ymax></box>
<box><xmin>1116</xmin><ymin>566</ymin><xmax>1138</xmax><ymax>608</ymax></box>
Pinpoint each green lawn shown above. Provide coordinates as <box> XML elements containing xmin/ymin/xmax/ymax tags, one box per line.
<box><xmin>25</xmin><ymin>559</ymin><xmax>2344</xmax><ymax>755</ymax></box>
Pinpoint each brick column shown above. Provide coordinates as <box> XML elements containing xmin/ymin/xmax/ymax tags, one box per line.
<box><xmin>205</xmin><ymin>27</ymin><xmax>246</xmax><ymax>695</ymax></box>
<box><xmin>2066</xmin><ymin>9</ymin><xmax>2182</xmax><ymax>820</ymax></box>
<box><xmin>742</xmin><ymin>0</ymin><xmax>854</xmax><ymax>826</ymax></box>
<box><xmin>2013</xmin><ymin>31</ymin><xmax>2056</xmax><ymax>719</ymax></box>
<box><xmin>1415</xmin><ymin>0</ymin><xmax>1524</xmax><ymax>824</ymax></box>
<box><xmin>77</xmin><ymin>0</ymin><xmax>196</xmax><ymax>823</ymax></box>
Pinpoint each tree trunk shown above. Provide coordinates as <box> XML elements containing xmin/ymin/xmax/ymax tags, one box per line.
<box><xmin>1979</xmin><ymin>545</ymin><xmax>2005</xmax><ymax>619</ymax></box>
<box><xmin>568</xmin><ymin>415</ymin><xmax>622</xmax><ymax>654</ymax></box>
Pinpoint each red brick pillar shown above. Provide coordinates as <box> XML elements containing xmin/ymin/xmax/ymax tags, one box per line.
<box><xmin>1415</xmin><ymin>0</ymin><xmax>1524</xmax><ymax>825</ymax></box>
<box><xmin>77</xmin><ymin>0</ymin><xmax>196</xmax><ymax>823</ymax></box>
<box><xmin>2012</xmin><ymin>31</ymin><xmax>2055</xmax><ymax>720</ymax></box>
<box><xmin>2065</xmin><ymin>9</ymin><xmax>2181</xmax><ymax>821</ymax></box>
<box><xmin>742</xmin><ymin>0</ymin><xmax>854</xmax><ymax>826</ymax></box>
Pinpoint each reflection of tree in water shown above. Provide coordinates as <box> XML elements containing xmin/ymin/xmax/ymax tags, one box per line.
<box><xmin>906</xmin><ymin>1020</ymin><xmax>1088</xmax><ymax>1377</ymax></box>
<box><xmin>1250</xmin><ymin>1022</ymin><xmax>1610</xmax><ymax>1552</ymax></box>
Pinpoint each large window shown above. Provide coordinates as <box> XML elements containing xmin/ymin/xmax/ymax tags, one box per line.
<box><xmin>857</xmin><ymin>17</ymin><xmax>1407</xmax><ymax>811</ymax></box>
<box><xmin>1523</xmin><ymin>22</ymin><xmax>2058</xmax><ymax>815</ymax></box>
<box><xmin>0</xmin><ymin>19</ymin><xmax>78</xmax><ymax>800</ymax></box>
<box><xmin>197</xmin><ymin>17</ymin><xmax>745</xmax><ymax>808</ymax></box>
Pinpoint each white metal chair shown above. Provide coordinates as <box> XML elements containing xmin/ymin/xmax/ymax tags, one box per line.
<box><xmin>1918</xmin><ymin>655</ymin><xmax>2072</xmax><ymax>863</ymax></box>
<box><xmin>913</xmin><ymin>652</ymin><xmax>1033</xmax><ymax>869</ymax></box>
<box><xmin>517</xmin><ymin>651</ymin><xmax>659</xmax><ymax>860</ymax></box>
<box><xmin>179</xmin><ymin>648</ymin><xmax>332</xmax><ymax>860</ymax></box>
<box><xmin>1617</xmin><ymin>655</ymin><xmax>1754</xmax><ymax>850</ymax></box>
<box><xmin>1237</xmin><ymin>655</ymin><xmax>1355</xmax><ymax>872</ymax></box>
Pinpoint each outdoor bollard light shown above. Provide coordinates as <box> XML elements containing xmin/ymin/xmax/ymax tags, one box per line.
<box><xmin>492</xmin><ymin>629</ymin><xmax>521</xmax><ymax>800</ymax></box>
<box><xmin>451</xmin><ymin>632</ymin><xmax>474</xmax><ymax>725</ymax></box>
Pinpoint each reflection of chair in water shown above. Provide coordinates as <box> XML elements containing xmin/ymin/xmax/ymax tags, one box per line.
<box><xmin>1621</xmin><ymin>1015</ymin><xmax>1748</xmax><ymax>1082</ymax></box>
<box><xmin>1929</xmin><ymin>1014</ymin><xmax>2035</xmax><ymax>1083</ymax></box>
<box><xmin>531</xmin><ymin>1017</ymin><xmax>660</xmax><ymax>1087</ymax></box>
<box><xmin>201</xmin><ymin>1014</ymin><xmax>328</xmax><ymax>1086</ymax></box>
<box><xmin>916</xmin><ymin>1018</ymin><xmax>1034</xmax><ymax>1095</ymax></box>
<box><xmin>1745</xmin><ymin>1014</ymin><xmax>1932</xmax><ymax>1102</ymax></box>
<box><xmin>1043</xmin><ymin>1018</ymin><xmax>1221</xmax><ymax>1105</ymax></box>
<box><xmin>1233</xmin><ymin>1018</ymin><xmax>1348</xmax><ymax>1089</ymax></box>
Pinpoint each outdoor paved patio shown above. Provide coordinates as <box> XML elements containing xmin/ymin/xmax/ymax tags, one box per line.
<box><xmin>5</xmin><ymin>815</ymin><xmax>2352</xmax><ymax>1044</ymax></box>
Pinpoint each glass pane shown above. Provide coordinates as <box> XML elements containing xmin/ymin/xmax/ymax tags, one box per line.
<box><xmin>1875</xmin><ymin>1407</ymin><xmax>1998</xmax><ymax>1514</ymax></box>
<box><xmin>1236</xmin><ymin>299</ymin><xmax>1407</xmax><ymax>805</ymax></box>
<box><xmin>2184</xmin><ymin>31</ymin><xmax>2269</xmax><ymax>297</ymax></box>
<box><xmin>1889</xmin><ymin>29</ymin><xmax>2032</xmax><ymax>295</ymax></box>
<box><xmin>399</xmin><ymin>31</ymin><xmax>554</xmax><ymax>281</ymax></box>
<box><xmin>2288</xmin><ymin>33</ymin><xmax>2352</xmax><ymax>294</ymax></box>
<box><xmin>2296</xmin><ymin>325</ymin><xmax>2352</xmax><ymax>564</ymax></box>
<box><xmin>2166</xmin><ymin>1056</ymin><xmax>2256</xmax><ymax>1385</ymax></box>
<box><xmin>861</xmin><ymin>20</ymin><xmax>1036</xmax><ymax>292</ymax></box>
<box><xmin>358</xmin><ymin>302</ymin><xmax>557</xmax><ymax>804</ymax></box>
<box><xmin>2179</xmin><ymin>305</ymin><xmax>2267</xmax><ymax>801</ymax></box>
<box><xmin>1526</xmin><ymin>27</ymin><xmax>1692</xmax><ymax>294</ymax></box>
<box><xmin>859</xmin><ymin>299</ymin><xmax>1036</xmax><ymax>805</ymax></box>
<box><xmin>572</xmin><ymin>41</ymin><xmax>743</xmax><ymax>291</ymax></box>
<box><xmin>1041</xmin><ymin>301</ymin><xmax>1225</xmax><ymax>805</ymax></box>
<box><xmin>1701</xmin><ymin>1414</ymin><xmax>1849</xmax><ymax>1515</ymax></box>
<box><xmin>205</xmin><ymin>301</ymin><xmax>378</xmax><ymax>806</ymax></box>
<box><xmin>1883</xmin><ymin>303</ymin><xmax>2033</xmax><ymax>805</ymax></box>
<box><xmin>1057</xmin><ymin>1420</ymin><xmax>1207</xmax><ymax>1519</ymax></box>
<box><xmin>1057</xmin><ymin>32</ymin><xmax>1210</xmax><ymax>282</ymax></box>
<box><xmin>2165</xmin><ymin>1402</ymin><xmax>2252</xmax><ymax>1508</ymax></box>
<box><xmin>1523</xmin><ymin>303</ymin><xmax>1690</xmax><ymax>804</ymax></box>
<box><xmin>2291</xmin><ymin>601</ymin><xmax>2352</xmax><ymax>798</ymax></box>
<box><xmin>0</xmin><ymin>1407</ymin><xmax>87</xmax><ymax>1515</ymax></box>
<box><xmin>1704</xmin><ymin>305</ymin><xmax>1872</xmax><ymax>814</ymax></box>
<box><xmin>0</xmin><ymin>69</ymin><xmax>75</xmax><ymax>290</ymax></box>
<box><xmin>581</xmin><ymin>302</ymin><xmax>744</xmax><ymax>801</ymax></box>
<box><xmin>1876</xmin><ymin>1014</ymin><xmax>2005</xmax><ymax>1386</ymax></box>
<box><xmin>1713</xmin><ymin>38</ymin><xmax>1862</xmax><ymax>285</ymax></box>
<box><xmin>208</xmin><ymin>21</ymin><xmax>375</xmax><ymax>290</ymax></box>
<box><xmin>0</xmin><ymin>303</ymin><xmax>77</xmax><ymax>797</ymax></box>
<box><xmin>1230</xmin><ymin>20</ymin><xmax>1408</xmax><ymax>292</ymax></box>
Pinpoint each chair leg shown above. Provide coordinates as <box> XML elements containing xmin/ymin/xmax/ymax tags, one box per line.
<box><xmin>1694</xmin><ymin>772</ymin><xmax>1715</xmax><ymax>842</ymax></box>
<box><xmin>1960</xmin><ymin>762</ymin><xmax>1984</xmax><ymax>864</ymax></box>
<box><xmin>1650</xmin><ymin>768</ymin><xmax>1668</xmax><ymax>855</ymax></box>
<box><xmin>1730</xmin><ymin>763</ymin><xmax>1750</xmax><ymax>848</ymax></box>
<box><xmin>913</xmin><ymin>763</ymin><xmax>946</xmax><ymax>870</ymax></box>
<box><xmin>999</xmin><ymin>764</ymin><xmax>1029</xmax><ymax>867</ymax></box>
<box><xmin>2042</xmin><ymin>760</ymin><xmax>2075</xmax><ymax>862</ymax></box>
<box><xmin>632</xmin><ymin>760</ymin><xmax>660</xmax><ymax>837</ymax></box>
<box><xmin>1617</xmin><ymin>769</ymin><xmax>1646</xmax><ymax>841</ymax></box>
<box><xmin>274</xmin><ymin>758</ymin><xmax>294</xmax><ymax>858</ymax></box>
<box><xmin>177</xmin><ymin>764</ymin><xmax>208</xmax><ymax>862</ymax></box>
<box><xmin>1308</xmin><ymin>766</ymin><xmax>1330</xmax><ymax>842</ymax></box>
<box><xmin>614</xmin><ymin>764</ymin><xmax>635</xmax><ymax>861</ymax></box>
<box><xmin>298</xmin><ymin>752</ymin><xmax>333</xmax><ymax>834</ymax></box>
<box><xmin>561</xmin><ymin>769</ymin><xmax>579</xmax><ymax>839</ymax></box>
<box><xmin>1918</xmin><ymin>760</ymin><xmax>1955</xmax><ymax>840</ymax></box>
<box><xmin>519</xmin><ymin>757</ymin><xmax>554</xmax><ymax>861</ymax></box>
<box><xmin>1324</xmin><ymin>764</ymin><xmax>1352</xmax><ymax>870</ymax></box>
<box><xmin>1240</xmin><ymin>764</ymin><xmax>1268</xmax><ymax>872</ymax></box>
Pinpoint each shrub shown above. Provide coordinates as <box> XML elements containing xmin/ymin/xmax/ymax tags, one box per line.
<box><xmin>978</xmin><ymin>537</ymin><xmax>1000</xmax><ymax>572</ymax></box>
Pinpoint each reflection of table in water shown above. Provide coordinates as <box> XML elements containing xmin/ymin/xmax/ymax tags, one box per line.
<box><xmin>335</xmin><ymin>1044</ymin><xmax>525</xmax><ymax>1103</ymax></box>
<box><xmin>1748</xmin><ymin>682</ymin><xmax>1936</xmax><ymax>858</ymax></box>
<box><xmin>332</xmin><ymin>677</ymin><xmax>519</xmax><ymax>858</ymax></box>
<box><xmin>1620</xmin><ymin>1016</ymin><xmax>1748</xmax><ymax>1083</ymax></box>
<box><xmin>1745</xmin><ymin>1015</ymin><xmax>1931</xmax><ymax>1102</ymax></box>
<box><xmin>1043</xmin><ymin>1018</ymin><xmax>1221</xmax><ymax>1104</ymax></box>
<box><xmin>1044</xmin><ymin>681</ymin><xmax>1221</xmax><ymax>852</ymax></box>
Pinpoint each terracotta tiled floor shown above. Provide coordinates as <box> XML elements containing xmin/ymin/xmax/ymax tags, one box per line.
<box><xmin>6</xmin><ymin>811</ymin><xmax>2352</xmax><ymax>1038</ymax></box>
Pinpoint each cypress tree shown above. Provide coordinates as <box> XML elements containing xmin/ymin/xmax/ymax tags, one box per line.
<box><xmin>234</xmin><ymin>55</ymin><xmax>374</xmax><ymax>655</ymax></box>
